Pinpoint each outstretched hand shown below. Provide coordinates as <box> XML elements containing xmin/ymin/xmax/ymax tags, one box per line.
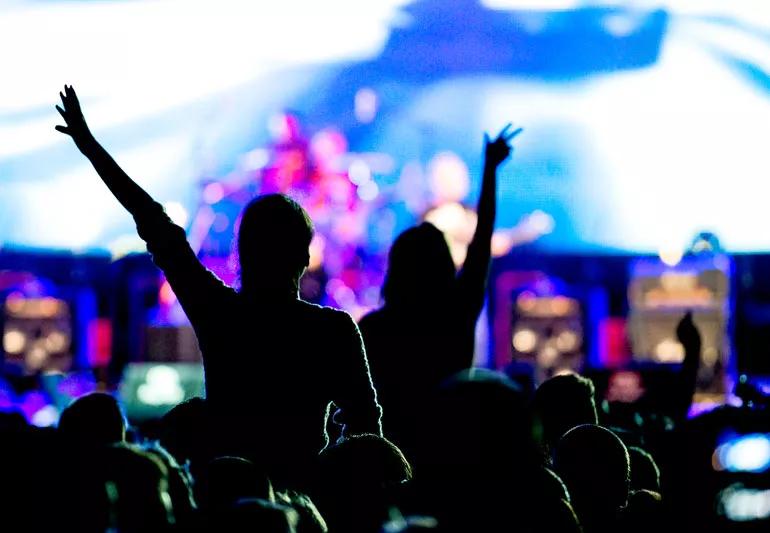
<box><xmin>55</xmin><ymin>85</ymin><xmax>95</xmax><ymax>153</ymax></box>
<box><xmin>484</xmin><ymin>123</ymin><xmax>523</xmax><ymax>169</ymax></box>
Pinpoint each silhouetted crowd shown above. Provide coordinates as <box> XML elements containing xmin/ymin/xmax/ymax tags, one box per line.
<box><xmin>0</xmin><ymin>85</ymin><xmax>763</xmax><ymax>532</ymax></box>
<box><xmin>8</xmin><ymin>323</ymin><xmax>767</xmax><ymax>533</ymax></box>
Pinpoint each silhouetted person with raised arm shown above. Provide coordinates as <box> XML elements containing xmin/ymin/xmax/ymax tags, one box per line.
<box><xmin>674</xmin><ymin>310</ymin><xmax>701</xmax><ymax>422</ymax></box>
<box><xmin>55</xmin><ymin>85</ymin><xmax>382</xmax><ymax>489</ymax></box>
<box><xmin>358</xmin><ymin>125</ymin><xmax>521</xmax><ymax>455</ymax></box>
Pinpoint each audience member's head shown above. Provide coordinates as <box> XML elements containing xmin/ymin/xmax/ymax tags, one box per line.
<box><xmin>413</xmin><ymin>369</ymin><xmax>542</xmax><ymax>533</ymax></box>
<box><xmin>142</xmin><ymin>441</ymin><xmax>197</xmax><ymax>527</ymax></box>
<box><xmin>100</xmin><ymin>443</ymin><xmax>174</xmax><ymax>532</ymax></box>
<box><xmin>222</xmin><ymin>498</ymin><xmax>299</xmax><ymax>533</ymax></box>
<box><xmin>421</xmin><ymin>368</ymin><xmax>536</xmax><ymax>475</ymax></box>
<box><xmin>276</xmin><ymin>490</ymin><xmax>328</xmax><ymax>533</ymax></box>
<box><xmin>0</xmin><ymin>411</ymin><xmax>28</xmax><ymax>433</ymax></box>
<box><xmin>620</xmin><ymin>489</ymin><xmax>664</xmax><ymax>533</ymax></box>
<box><xmin>530</xmin><ymin>467</ymin><xmax>584</xmax><ymax>533</ymax></box>
<box><xmin>199</xmin><ymin>456</ymin><xmax>273</xmax><ymax>514</ymax></box>
<box><xmin>533</xmin><ymin>373</ymin><xmax>598</xmax><ymax>452</ymax></box>
<box><xmin>238</xmin><ymin>194</ymin><xmax>313</xmax><ymax>293</ymax></box>
<box><xmin>318</xmin><ymin>433</ymin><xmax>412</xmax><ymax>489</ymax></box>
<box><xmin>158</xmin><ymin>396</ymin><xmax>211</xmax><ymax>478</ymax></box>
<box><xmin>554</xmin><ymin>424</ymin><xmax>630</xmax><ymax>532</ymax></box>
<box><xmin>382</xmin><ymin>222</ymin><xmax>455</xmax><ymax>307</ymax></box>
<box><xmin>628</xmin><ymin>446</ymin><xmax>661</xmax><ymax>493</ymax></box>
<box><xmin>539</xmin><ymin>466</ymin><xmax>571</xmax><ymax>503</ymax></box>
<box><xmin>58</xmin><ymin>393</ymin><xmax>126</xmax><ymax>447</ymax></box>
<box><xmin>315</xmin><ymin>434</ymin><xmax>412</xmax><ymax>533</ymax></box>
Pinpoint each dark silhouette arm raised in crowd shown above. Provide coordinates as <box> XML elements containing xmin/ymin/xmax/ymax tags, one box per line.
<box><xmin>56</xmin><ymin>85</ymin><xmax>223</xmax><ymax>321</ymax></box>
<box><xmin>58</xmin><ymin>85</ymin><xmax>382</xmax><ymax>452</ymax></box>
<box><xmin>674</xmin><ymin>310</ymin><xmax>702</xmax><ymax>422</ymax></box>
<box><xmin>56</xmin><ymin>85</ymin><xmax>157</xmax><ymax>219</ymax></box>
<box><xmin>456</xmin><ymin>124</ymin><xmax>522</xmax><ymax>319</ymax></box>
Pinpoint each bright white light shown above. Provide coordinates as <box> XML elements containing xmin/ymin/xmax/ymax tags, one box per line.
<box><xmin>5</xmin><ymin>1</ymin><xmax>770</xmax><ymax>253</ymax></box>
<box><xmin>31</xmin><ymin>405</ymin><xmax>60</xmax><ymax>428</ymax></box>
<box><xmin>27</xmin><ymin>345</ymin><xmax>48</xmax><ymax>370</ymax></box>
<box><xmin>44</xmin><ymin>331</ymin><xmax>68</xmax><ymax>353</ymax></box>
<box><xmin>654</xmin><ymin>338</ymin><xmax>685</xmax><ymax>362</ymax></box>
<box><xmin>602</xmin><ymin>12</ymin><xmax>647</xmax><ymax>38</ymax></box>
<box><xmin>719</xmin><ymin>484</ymin><xmax>770</xmax><ymax>522</ymax></box>
<box><xmin>308</xmin><ymin>234</ymin><xmax>326</xmax><ymax>271</ymax></box>
<box><xmin>3</xmin><ymin>329</ymin><xmax>26</xmax><ymax>354</ymax></box>
<box><xmin>424</xmin><ymin>203</ymin><xmax>472</xmax><ymax>236</ymax></box>
<box><xmin>0</xmin><ymin>0</ymin><xmax>410</xmax><ymax>249</ymax></box>
<box><xmin>513</xmin><ymin>328</ymin><xmax>538</xmax><ymax>352</ymax></box>
<box><xmin>659</xmin><ymin>246</ymin><xmax>684</xmax><ymax>267</ymax></box>
<box><xmin>538</xmin><ymin>345</ymin><xmax>560</xmax><ymax>366</ymax></box>
<box><xmin>528</xmin><ymin>210</ymin><xmax>555</xmax><ymax>235</ymax></box>
<box><xmin>357</xmin><ymin>180</ymin><xmax>379</xmax><ymax>201</ymax></box>
<box><xmin>556</xmin><ymin>330</ymin><xmax>579</xmax><ymax>352</ymax></box>
<box><xmin>137</xmin><ymin>365</ymin><xmax>185</xmax><ymax>406</ymax></box>
<box><xmin>164</xmin><ymin>202</ymin><xmax>189</xmax><ymax>228</ymax></box>
<box><xmin>718</xmin><ymin>434</ymin><xmax>770</xmax><ymax>473</ymax></box>
<box><xmin>202</xmin><ymin>182</ymin><xmax>226</xmax><ymax>204</ymax></box>
<box><xmin>478</xmin><ymin>15</ymin><xmax>770</xmax><ymax>252</ymax></box>
<box><xmin>349</xmin><ymin>159</ymin><xmax>372</xmax><ymax>185</ymax></box>
<box><xmin>482</xmin><ymin>0</ymin><xmax>580</xmax><ymax>10</ymax></box>
<box><xmin>240</xmin><ymin>149</ymin><xmax>270</xmax><ymax>171</ymax></box>
<box><xmin>428</xmin><ymin>152</ymin><xmax>470</xmax><ymax>204</ymax></box>
<box><xmin>491</xmin><ymin>231</ymin><xmax>515</xmax><ymax>257</ymax></box>
<box><xmin>107</xmin><ymin>233</ymin><xmax>147</xmax><ymax>260</ymax></box>
<box><xmin>333</xmin><ymin>283</ymin><xmax>357</xmax><ymax>309</ymax></box>
<box><xmin>355</xmin><ymin>87</ymin><xmax>378</xmax><ymax>123</ymax></box>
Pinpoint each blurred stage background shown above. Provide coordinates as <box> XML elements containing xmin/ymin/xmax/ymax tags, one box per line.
<box><xmin>2</xmin><ymin>0</ymin><xmax>770</xmax><ymax>425</ymax></box>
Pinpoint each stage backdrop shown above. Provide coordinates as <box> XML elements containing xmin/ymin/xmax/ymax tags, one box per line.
<box><xmin>2</xmin><ymin>0</ymin><xmax>770</xmax><ymax>254</ymax></box>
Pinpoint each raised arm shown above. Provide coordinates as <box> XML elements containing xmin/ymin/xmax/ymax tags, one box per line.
<box><xmin>55</xmin><ymin>85</ymin><xmax>156</xmax><ymax>218</ymax></box>
<box><xmin>456</xmin><ymin>124</ymin><xmax>522</xmax><ymax>318</ymax></box>
<box><xmin>674</xmin><ymin>311</ymin><xmax>702</xmax><ymax>423</ymax></box>
<box><xmin>56</xmin><ymin>85</ymin><xmax>228</xmax><ymax>322</ymax></box>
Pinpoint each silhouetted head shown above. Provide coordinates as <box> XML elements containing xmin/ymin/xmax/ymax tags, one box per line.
<box><xmin>102</xmin><ymin>443</ymin><xmax>174</xmax><ymax>532</ymax></box>
<box><xmin>223</xmin><ymin>498</ymin><xmax>299</xmax><ymax>533</ymax></box>
<box><xmin>554</xmin><ymin>424</ymin><xmax>630</xmax><ymax>528</ymax></box>
<box><xmin>58</xmin><ymin>392</ymin><xmax>126</xmax><ymax>447</ymax></box>
<box><xmin>382</xmin><ymin>222</ymin><xmax>455</xmax><ymax>307</ymax></box>
<box><xmin>315</xmin><ymin>434</ymin><xmax>412</xmax><ymax>533</ymax></box>
<box><xmin>276</xmin><ymin>490</ymin><xmax>328</xmax><ymax>533</ymax></box>
<box><xmin>628</xmin><ymin>446</ymin><xmax>661</xmax><ymax>493</ymax></box>
<box><xmin>414</xmin><ymin>370</ymin><xmax>541</xmax><ymax>532</ymax></box>
<box><xmin>620</xmin><ymin>489</ymin><xmax>664</xmax><ymax>533</ymax></box>
<box><xmin>199</xmin><ymin>456</ymin><xmax>274</xmax><ymax>514</ymax></box>
<box><xmin>318</xmin><ymin>434</ymin><xmax>412</xmax><ymax>491</ymax></box>
<box><xmin>159</xmin><ymin>397</ymin><xmax>210</xmax><ymax>480</ymax></box>
<box><xmin>142</xmin><ymin>442</ymin><xmax>196</xmax><ymax>529</ymax></box>
<box><xmin>532</xmin><ymin>373</ymin><xmax>598</xmax><ymax>452</ymax></box>
<box><xmin>237</xmin><ymin>194</ymin><xmax>313</xmax><ymax>295</ymax></box>
<box><xmin>423</xmin><ymin>368</ymin><xmax>536</xmax><ymax>473</ymax></box>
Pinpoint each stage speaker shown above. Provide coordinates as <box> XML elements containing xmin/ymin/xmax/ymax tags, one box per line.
<box><xmin>627</xmin><ymin>254</ymin><xmax>731</xmax><ymax>397</ymax></box>
<box><xmin>2</xmin><ymin>294</ymin><xmax>72</xmax><ymax>374</ymax></box>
